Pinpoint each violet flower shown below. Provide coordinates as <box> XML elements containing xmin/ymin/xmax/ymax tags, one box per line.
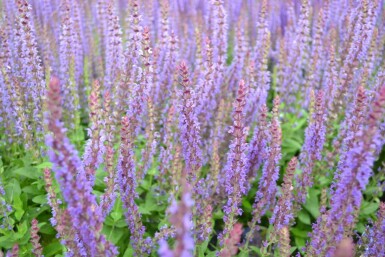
<box><xmin>245</xmin><ymin>96</ymin><xmax>282</xmax><ymax>247</ymax></box>
<box><xmin>117</xmin><ymin>116</ymin><xmax>150</xmax><ymax>256</ymax></box>
<box><xmin>30</xmin><ymin>219</ymin><xmax>43</xmax><ymax>257</ymax></box>
<box><xmin>177</xmin><ymin>62</ymin><xmax>202</xmax><ymax>183</ymax></box>
<box><xmin>43</xmin><ymin>168</ymin><xmax>83</xmax><ymax>256</ymax></box>
<box><xmin>158</xmin><ymin>187</ymin><xmax>194</xmax><ymax>257</ymax></box>
<box><xmin>361</xmin><ymin>202</ymin><xmax>385</xmax><ymax>256</ymax></box>
<box><xmin>307</xmin><ymin>85</ymin><xmax>385</xmax><ymax>257</ymax></box>
<box><xmin>219</xmin><ymin>80</ymin><xmax>249</xmax><ymax>252</ymax></box>
<box><xmin>46</xmin><ymin>77</ymin><xmax>117</xmax><ymax>257</ymax></box>
<box><xmin>297</xmin><ymin>90</ymin><xmax>327</xmax><ymax>204</ymax></box>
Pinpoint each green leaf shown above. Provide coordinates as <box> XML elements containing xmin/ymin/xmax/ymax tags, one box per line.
<box><xmin>360</xmin><ymin>202</ymin><xmax>379</xmax><ymax>216</ymax></box>
<box><xmin>138</xmin><ymin>192</ymin><xmax>158</xmax><ymax>215</ymax></box>
<box><xmin>111</xmin><ymin>211</ymin><xmax>122</xmax><ymax>221</ymax></box>
<box><xmin>283</xmin><ymin>138</ymin><xmax>302</xmax><ymax>151</ymax></box>
<box><xmin>13</xmin><ymin>195</ymin><xmax>24</xmax><ymax>221</ymax></box>
<box><xmin>303</xmin><ymin>189</ymin><xmax>320</xmax><ymax>218</ymax></box>
<box><xmin>291</xmin><ymin>227</ymin><xmax>309</xmax><ymax>238</ymax></box>
<box><xmin>242</xmin><ymin>199</ymin><xmax>252</xmax><ymax>213</ymax></box>
<box><xmin>4</xmin><ymin>179</ymin><xmax>21</xmax><ymax>202</ymax></box>
<box><xmin>250</xmin><ymin>246</ymin><xmax>260</xmax><ymax>254</ymax></box>
<box><xmin>13</xmin><ymin>166</ymin><xmax>40</xmax><ymax>179</ymax></box>
<box><xmin>123</xmin><ymin>245</ymin><xmax>134</xmax><ymax>257</ymax></box>
<box><xmin>213</xmin><ymin>209</ymin><xmax>224</xmax><ymax>220</ymax></box>
<box><xmin>0</xmin><ymin>233</ymin><xmax>15</xmax><ymax>248</ymax></box>
<box><xmin>35</xmin><ymin>162</ymin><xmax>52</xmax><ymax>169</ymax></box>
<box><xmin>205</xmin><ymin>252</ymin><xmax>217</xmax><ymax>257</ymax></box>
<box><xmin>356</xmin><ymin>222</ymin><xmax>366</xmax><ymax>233</ymax></box>
<box><xmin>22</xmin><ymin>185</ymin><xmax>41</xmax><ymax>195</ymax></box>
<box><xmin>103</xmin><ymin>226</ymin><xmax>125</xmax><ymax>244</ymax></box>
<box><xmin>14</xmin><ymin>220</ymin><xmax>28</xmax><ymax>239</ymax></box>
<box><xmin>147</xmin><ymin>167</ymin><xmax>158</xmax><ymax>176</ymax></box>
<box><xmin>43</xmin><ymin>241</ymin><xmax>63</xmax><ymax>257</ymax></box>
<box><xmin>140</xmin><ymin>180</ymin><xmax>151</xmax><ymax>191</ymax></box>
<box><xmin>198</xmin><ymin>240</ymin><xmax>209</xmax><ymax>257</ymax></box>
<box><xmin>294</xmin><ymin>237</ymin><xmax>306</xmax><ymax>252</ymax></box>
<box><xmin>298</xmin><ymin>211</ymin><xmax>311</xmax><ymax>225</ymax></box>
<box><xmin>32</xmin><ymin>195</ymin><xmax>48</xmax><ymax>204</ymax></box>
<box><xmin>39</xmin><ymin>222</ymin><xmax>57</xmax><ymax>235</ymax></box>
<box><xmin>105</xmin><ymin>217</ymin><xmax>127</xmax><ymax>228</ymax></box>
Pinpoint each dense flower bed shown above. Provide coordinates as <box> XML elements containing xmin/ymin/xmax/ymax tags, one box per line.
<box><xmin>0</xmin><ymin>0</ymin><xmax>384</xmax><ymax>256</ymax></box>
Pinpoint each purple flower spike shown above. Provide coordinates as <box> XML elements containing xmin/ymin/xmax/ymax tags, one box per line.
<box><xmin>297</xmin><ymin>90</ymin><xmax>327</xmax><ymax>204</ymax></box>
<box><xmin>307</xmin><ymin>85</ymin><xmax>385</xmax><ymax>257</ymax></box>
<box><xmin>158</xmin><ymin>186</ymin><xmax>194</xmax><ymax>257</ymax></box>
<box><xmin>177</xmin><ymin>61</ymin><xmax>202</xmax><ymax>183</ymax></box>
<box><xmin>245</xmin><ymin>96</ymin><xmax>282</xmax><ymax>247</ymax></box>
<box><xmin>219</xmin><ymin>80</ymin><xmax>249</xmax><ymax>252</ymax></box>
<box><xmin>46</xmin><ymin>77</ymin><xmax>117</xmax><ymax>257</ymax></box>
<box><xmin>118</xmin><ymin>116</ymin><xmax>149</xmax><ymax>256</ymax></box>
<box><xmin>361</xmin><ymin>202</ymin><xmax>385</xmax><ymax>256</ymax></box>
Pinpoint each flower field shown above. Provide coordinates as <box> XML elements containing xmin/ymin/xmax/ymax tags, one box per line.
<box><xmin>0</xmin><ymin>0</ymin><xmax>385</xmax><ymax>256</ymax></box>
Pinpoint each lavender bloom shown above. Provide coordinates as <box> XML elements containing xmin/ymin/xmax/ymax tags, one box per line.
<box><xmin>0</xmin><ymin>26</ymin><xmax>17</xmax><ymax>142</ymax></box>
<box><xmin>219</xmin><ymin>80</ymin><xmax>249</xmax><ymax>252</ymax></box>
<box><xmin>156</xmin><ymin>28</ymin><xmax>178</xmax><ymax>110</ymax></box>
<box><xmin>177</xmin><ymin>62</ymin><xmax>202</xmax><ymax>183</ymax></box>
<box><xmin>297</xmin><ymin>90</ymin><xmax>327</xmax><ymax>204</ymax></box>
<box><xmin>98</xmin><ymin>91</ymin><xmax>117</xmax><ymax>220</ymax></box>
<box><xmin>362</xmin><ymin>202</ymin><xmax>385</xmax><ymax>256</ymax></box>
<box><xmin>159</xmin><ymin>105</ymin><xmax>176</xmax><ymax>186</ymax></box>
<box><xmin>210</xmin><ymin>99</ymin><xmax>228</xmax><ymax>198</ymax></box>
<box><xmin>324</xmin><ymin>41</ymin><xmax>339</xmax><ymax>111</ymax></box>
<box><xmin>305</xmin><ymin>7</ymin><xmax>326</xmax><ymax>94</ymax></box>
<box><xmin>30</xmin><ymin>219</ymin><xmax>43</xmax><ymax>257</ymax></box>
<box><xmin>209</xmin><ymin>0</ymin><xmax>228</xmax><ymax>111</ymax></box>
<box><xmin>11</xmin><ymin>79</ymin><xmax>34</xmax><ymax>150</ymax></box>
<box><xmin>70</xmin><ymin>0</ymin><xmax>85</xmax><ymax>87</ymax></box>
<box><xmin>43</xmin><ymin>168</ymin><xmax>83</xmax><ymax>256</ymax></box>
<box><xmin>228</xmin><ymin>22</ymin><xmax>248</xmax><ymax>92</ymax></box>
<box><xmin>194</xmin><ymin>177</ymin><xmax>214</xmax><ymax>242</ymax></box>
<box><xmin>308</xmin><ymin>85</ymin><xmax>385</xmax><ymax>257</ymax></box>
<box><xmin>123</xmin><ymin>0</ymin><xmax>143</xmax><ymax>75</ymax></box>
<box><xmin>158</xmin><ymin>188</ymin><xmax>194</xmax><ymax>257</ymax></box>
<box><xmin>46</xmin><ymin>77</ymin><xmax>117</xmax><ymax>257</ymax></box>
<box><xmin>263</xmin><ymin>157</ymin><xmax>298</xmax><ymax>257</ymax></box>
<box><xmin>280</xmin><ymin>0</ymin><xmax>311</xmax><ymax>109</ymax></box>
<box><xmin>196</xmin><ymin>38</ymin><xmax>216</xmax><ymax>128</ymax></box>
<box><xmin>137</xmin><ymin>28</ymin><xmax>159</xmax><ymax>179</ymax></box>
<box><xmin>271</xmin><ymin>157</ymin><xmax>298</xmax><ymax>232</ymax></box>
<box><xmin>331</xmin><ymin>86</ymin><xmax>367</xmax><ymax>181</ymax></box>
<box><xmin>83</xmin><ymin>80</ymin><xmax>103</xmax><ymax>184</ymax></box>
<box><xmin>211</xmin><ymin>0</ymin><xmax>227</xmax><ymax>68</ymax></box>
<box><xmin>332</xmin><ymin>1</ymin><xmax>377</xmax><ymax>115</ymax></box>
<box><xmin>245</xmin><ymin>97</ymin><xmax>282</xmax><ymax>247</ymax></box>
<box><xmin>118</xmin><ymin>116</ymin><xmax>149</xmax><ymax>256</ymax></box>
<box><xmin>249</xmin><ymin>0</ymin><xmax>270</xmax><ymax>114</ymax></box>
<box><xmin>104</xmin><ymin>2</ymin><xmax>123</xmax><ymax>95</ymax></box>
<box><xmin>246</xmin><ymin>105</ymin><xmax>269</xmax><ymax>182</ymax></box>
<box><xmin>15</xmin><ymin>0</ymin><xmax>45</xmax><ymax>140</ymax></box>
<box><xmin>58</xmin><ymin>0</ymin><xmax>81</xmax><ymax>128</ymax></box>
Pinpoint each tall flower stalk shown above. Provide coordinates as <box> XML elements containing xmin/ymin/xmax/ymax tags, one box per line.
<box><xmin>219</xmin><ymin>80</ymin><xmax>249</xmax><ymax>253</ymax></box>
<box><xmin>245</xmin><ymin>96</ymin><xmax>282</xmax><ymax>248</ymax></box>
<box><xmin>46</xmin><ymin>77</ymin><xmax>117</xmax><ymax>257</ymax></box>
<box><xmin>307</xmin><ymin>85</ymin><xmax>385</xmax><ymax>257</ymax></box>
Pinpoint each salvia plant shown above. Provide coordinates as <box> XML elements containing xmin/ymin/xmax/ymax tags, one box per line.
<box><xmin>0</xmin><ymin>0</ymin><xmax>384</xmax><ymax>256</ymax></box>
